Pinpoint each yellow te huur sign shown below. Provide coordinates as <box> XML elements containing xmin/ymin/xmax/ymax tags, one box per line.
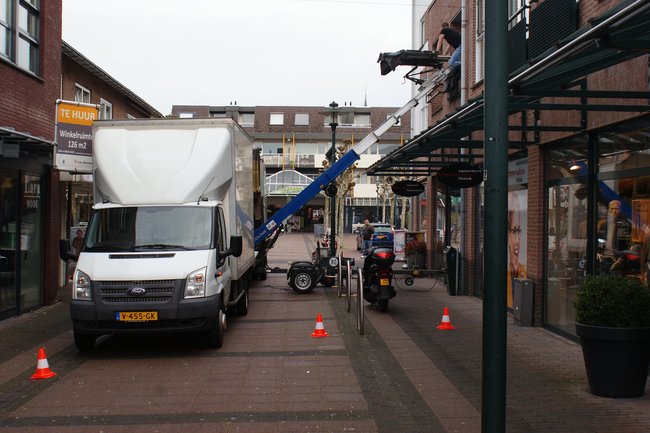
<box><xmin>55</xmin><ymin>100</ymin><xmax>99</xmax><ymax>173</ymax></box>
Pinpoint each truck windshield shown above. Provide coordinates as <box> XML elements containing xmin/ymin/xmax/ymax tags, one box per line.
<box><xmin>84</xmin><ymin>206</ymin><xmax>213</xmax><ymax>252</ymax></box>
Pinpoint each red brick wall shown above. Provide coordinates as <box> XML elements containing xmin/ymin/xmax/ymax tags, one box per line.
<box><xmin>0</xmin><ymin>0</ymin><xmax>62</xmax><ymax>139</ymax></box>
<box><xmin>420</xmin><ymin>0</ymin><xmax>649</xmax><ymax>317</ymax></box>
<box><xmin>527</xmin><ymin>145</ymin><xmax>545</xmax><ymax>325</ymax></box>
<box><xmin>0</xmin><ymin>1</ymin><xmax>64</xmax><ymax>306</ymax></box>
<box><xmin>61</xmin><ymin>55</ymin><xmax>152</xmax><ymax>119</ymax></box>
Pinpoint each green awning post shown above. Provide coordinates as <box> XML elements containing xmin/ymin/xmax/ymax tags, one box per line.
<box><xmin>482</xmin><ymin>0</ymin><xmax>508</xmax><ymax>431</ymax></box>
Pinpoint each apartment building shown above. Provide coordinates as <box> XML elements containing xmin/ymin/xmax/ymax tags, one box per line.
<box><xmin>369</xmin><ymin>0</ymin><xmax>650</xmax><ymax>337</ymax></box>
<box><xmin>171</xmin><ymin>104</ymin><xmax>411</xmax><ymax>232</ymax></box>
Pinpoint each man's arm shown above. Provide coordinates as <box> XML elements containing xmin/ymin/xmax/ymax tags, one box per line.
<box><xmin>436</xmin><ymin>33</ymin><xmax>445</xmax><ymax>52</ymax></box>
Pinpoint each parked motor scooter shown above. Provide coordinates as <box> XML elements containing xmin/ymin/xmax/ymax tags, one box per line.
<box><xmin>362</xmin><ymin>247</ymin><xmax>396</xmax><ymax>312</ymax></box>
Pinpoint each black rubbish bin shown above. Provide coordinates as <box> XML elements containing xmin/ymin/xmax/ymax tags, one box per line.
<box><xmin>513</xmin><ymin>278</ymin><xmax>534</xmax><ymax>326</ymax></box>
<box><xmin>443</xmin><ymin>246</ymin><xmax>459</xmax><ymax>296</ymax></box>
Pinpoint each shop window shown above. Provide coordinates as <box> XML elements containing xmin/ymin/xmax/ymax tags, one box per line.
<box><xmin>545</xmin><ymin>127</ymin><xmax>650</xmax><ymax>336</ymax></box>
<box><xmin>546</xmin><ymin>183</ymin><xmax>585</xmax><ymax>334</ymax></box>
<box><xmin>545</xmin><ymin>137</ymin><xmax>588</xmax><ymax>181</ymax></box>
<box><xmin>598</xmin><ymin>129</ymin><xmax>650</xmax><ymax>173</ymax></box>
<box><xmin>20</xmin><ymin>173</ymin><xmax>42</xmax><ymax>310</ymax></box>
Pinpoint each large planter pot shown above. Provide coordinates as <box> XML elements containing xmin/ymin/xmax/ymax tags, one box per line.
<box><xmin>575</xmin><ymin>323</ymin><xmax>650</xmax><ymax>398</ymax></box>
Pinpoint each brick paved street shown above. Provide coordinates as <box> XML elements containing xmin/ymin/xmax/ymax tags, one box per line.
<box><xmin>0</xmin><ymin>232</ymin><xmax>648</xmax><ymax>432</ymax></box>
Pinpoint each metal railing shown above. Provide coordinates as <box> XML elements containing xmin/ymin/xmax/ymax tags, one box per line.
<box><xmin>337</xmin><ymin>253</ymin><xmax>364</xmax><ymax>335</ymax></box>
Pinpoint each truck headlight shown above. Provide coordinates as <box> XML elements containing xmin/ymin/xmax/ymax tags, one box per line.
<box><xmin>185</xmin><ymin>267</ymin><xmax>206</xmax><ymax>298</ymax></box>
<box><xmin>73</xmin><ymin>270</ymin><xmax>92</xmax><ymax>300</ymax></box>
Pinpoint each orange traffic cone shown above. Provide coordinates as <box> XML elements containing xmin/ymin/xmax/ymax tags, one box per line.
<box><xmin>436</xmin><ymin>307</ymin><xmax>456</xmax><ymax>330</ymax></box>
<box><xmin>31</xmin><ymin>347</ymin><xmax>56</xmax><ymax>380</ymax></box>
<box><xmin>311</xmin><ymin>313</ymin><xmax>329</xmax><ymax>338</ymax></box>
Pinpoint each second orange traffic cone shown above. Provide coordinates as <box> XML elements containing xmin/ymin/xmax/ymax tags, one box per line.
<box><xmin>311</xmin><ymin>313</ymin><xmax>329</xmax><ymax>338</ymax></box>
<box><xmin>436</xmin><ymin>307</ymin><xmax>456</xmax><ymax>330</ymax></box>
<box><xmin>31</xmin><ymin>347</ymin><xmax>56</xmax><ymax>380</ymax></box>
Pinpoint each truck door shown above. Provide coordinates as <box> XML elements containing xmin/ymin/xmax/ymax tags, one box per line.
<box><xmin>215</xmin><ymin>208</ymin><xmax>231</xmax><ymax>299</ymax></box>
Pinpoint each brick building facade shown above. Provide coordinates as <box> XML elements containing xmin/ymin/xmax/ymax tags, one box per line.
<box><xmin>1</xmin><ymin>0</ymin><xmax>63</xmax><ymax>319</ymax></box>
<box><xmin>370</xmin><ymin>0</ymin><xmax>650</xmax><ymax>337</ymax></box>
<box><xmin>0</xmin><ymin>2</ymin><xmax>161</xmax><ymax>321</ymax></box>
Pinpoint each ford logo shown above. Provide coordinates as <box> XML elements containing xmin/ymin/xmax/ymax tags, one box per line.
<box><xmin>127</xmin><ymin>287</ymin><xmax>147</xmax><ymax>297</ymax></box>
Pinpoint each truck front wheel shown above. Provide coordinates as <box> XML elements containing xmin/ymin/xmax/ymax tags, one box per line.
<box><xmin>205</xmin><ymin>303</ymin><xmax>226</xmax><ymax>348</ymax></box>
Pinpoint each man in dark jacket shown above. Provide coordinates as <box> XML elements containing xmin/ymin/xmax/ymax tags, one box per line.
<box><xmin>436</xmin><ymin>22</ymin><xmax>461</xmax><ymax>69</ymax></box>
<box><xmin>361</xmin><ymin>219</ymin><xmax>374</xmax><ymax>256</ymax></box>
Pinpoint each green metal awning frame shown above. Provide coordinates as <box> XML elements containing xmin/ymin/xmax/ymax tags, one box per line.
<box><xmin>0</xmin><ymin>127</ymin><xmax>53</xmax><ymax>159</ymax></box>
<box><xmin>368</xmin><ymin>0</ymin><xmax>650</xmax><ymax>176</ymax></box>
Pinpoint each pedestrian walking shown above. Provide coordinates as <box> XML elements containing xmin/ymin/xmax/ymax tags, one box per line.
<box><xmin>361</xmin><ymin>219</ymin><xmax>374</xmax><ymax>256</ymax></box>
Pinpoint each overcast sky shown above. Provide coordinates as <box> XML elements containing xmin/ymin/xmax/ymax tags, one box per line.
<box><xmin>62</xmin><ymin>0</ymin><xmax>416</xmax><ymax>116</ymax></box>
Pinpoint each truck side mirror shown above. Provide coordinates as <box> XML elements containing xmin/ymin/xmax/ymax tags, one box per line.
<box><xmin>59</xmin><ymin>239</ymin><xmax>74</xmax><ymax>262</ymax></box>
<box><xmin>220</xmin><ymin>235</ymin><xmax>243</xmax><ymax>259</ymax></box>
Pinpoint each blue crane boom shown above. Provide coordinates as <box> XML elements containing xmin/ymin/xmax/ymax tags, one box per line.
<box><xmin>254</xmin><ymin>66</ymin><xmax>450</xmax><ymax>247</ymax></box>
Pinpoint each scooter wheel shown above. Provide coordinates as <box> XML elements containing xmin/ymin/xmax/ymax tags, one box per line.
<box><xmin>405</xmin><ymin>277</ymin><xmax>414</xmax><ymax>286</ymax></box>
<box><xmin>290</xmin><ymin>270</ymin><xmax>315</xmax><ymax>294</ymax></box>
<box><xmin>378</xmin><ymin>300</ymin><xmax>389</xmax><ymax>312</ymax></box>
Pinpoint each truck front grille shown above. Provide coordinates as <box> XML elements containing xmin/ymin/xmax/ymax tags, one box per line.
<box><xmin>99</xmin><ymin>280</ymin><xmax>177</xmax><ymax>303</ymax></box>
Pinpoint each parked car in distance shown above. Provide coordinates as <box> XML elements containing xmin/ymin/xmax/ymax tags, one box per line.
<box><xmin>356</xmin><ymin>223</ymin><xmax>395</xmax><ymax>251</ymax></box>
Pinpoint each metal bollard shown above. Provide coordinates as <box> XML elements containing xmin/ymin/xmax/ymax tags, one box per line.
<box><xmin>357</xmin><ymin>268</ymin><xmax>364</xmax><ymax>335</ymax></box>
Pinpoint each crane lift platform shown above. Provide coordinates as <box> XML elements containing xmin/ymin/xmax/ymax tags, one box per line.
<box><xmin>254</xmin><ymin>50</ymin><xmax>454</xmax><ymax>258</ymax></box>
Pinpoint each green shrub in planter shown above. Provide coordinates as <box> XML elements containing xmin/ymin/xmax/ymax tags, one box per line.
<box><xmin>574</xmin><ymin>274</ymin><xmax>650</xmax><ymax>328</ymax></box>
<box><xmin>574</xmin><ymin>274</ymin><xmax>650</xmax><ymax>397</ymax></box>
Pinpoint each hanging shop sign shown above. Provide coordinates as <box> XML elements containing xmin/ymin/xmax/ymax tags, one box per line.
<box><xmin>391</xmin><ymin>180</ymin><xmax>425</xmax><ymax>197</ymax></box>
<box><xmin>437</xmin><ymin>163</ymin><xmax>483</xmax><ymax>189</ymax></box>
<box><xmin>54</xmin><ymin>100</ymin><xmax>99</xmax><ymax>174</ymax></box>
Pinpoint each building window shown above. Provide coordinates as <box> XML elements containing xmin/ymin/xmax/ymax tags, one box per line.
<box><xmin>475</xmin><ymin>0</ymin><xmax>485</xmax><ymax>82</ymax></box>
<box><xmin>508</xmin><ymin>0</ymin><xmax>527</xmax><ymax>28</ymax></box>
<box><xmin>354</xmin><ymin>114</ymin><xmax>370</xmax><ymax>127</ymax></box>
<box><xmin>420</xmin><ymin>19</ymin><xmax>427</xmax><ymax>49</ymax></box>
<box><xmin>270</xmin><ymin>113</ymin><xmax>284</xmax><ymax>125</ymax></box>
<box><xmin>178</xmin><ymin>112</ymin><xmax>194</xmax><ymax>118</ymax></box>
<box><xmin>295</xmin><ymin>113</ymin><xmax>309</xmax><ymax>126</ymax></box>
<box><xmin>386</xmin><ymin>114</ymin><xmax>401</xmax><ymax>126</ymax></box>
<box><xmin>99</xmin><ymin>98</ymin><xmax>112</xmax><ymax>120</ymax></box>
<box><xmin>239</xmin><ymin>112</ymin><xmax>254</xmax><ymax>126</ymax></box>
<box><xmin>74</xmin><ymin>84</ymin><xmax>90</xmax><ymax>103</ymax></box>
<box><xmin>1</xmin><ymin>0</ymin><xmax>40</xmax><ymax>74</ymax></box>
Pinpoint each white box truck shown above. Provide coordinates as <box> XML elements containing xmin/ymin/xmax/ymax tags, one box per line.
<box><xmin>61</xmin><ymin>118</ymin><xmax>263</xmax><ymax>350</ymax></box>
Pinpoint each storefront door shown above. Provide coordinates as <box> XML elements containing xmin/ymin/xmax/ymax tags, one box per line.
<box><xmin>0</xmin><ymin>171</ymin><xmax>18</xmax><ymax>318</ymax></box>
<box><xmin>21</xmin><ymin>174</ymin><xmax>43</xmax><ymax>311</ymax></box>
<box><xmin>0</xmin><ymin>172</ymin><xmax>43</xmax><ymax>319</ymax></box>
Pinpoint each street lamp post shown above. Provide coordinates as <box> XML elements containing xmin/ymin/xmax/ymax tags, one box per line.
<box><xmin>327</xmin><ymin>101</ymin><xmax>339</xmax><ymax>257</ymax></box>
